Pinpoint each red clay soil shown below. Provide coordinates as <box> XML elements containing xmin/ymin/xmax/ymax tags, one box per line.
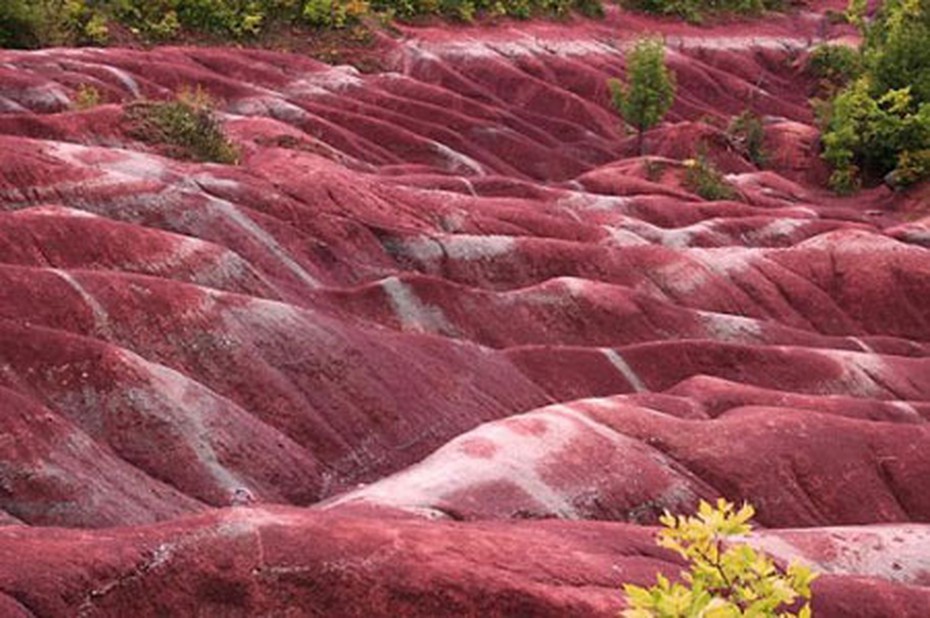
<box><xmin>0</xmin><ymin>3</ymin><xmax>929</xmax><ymax>616</ymax></box>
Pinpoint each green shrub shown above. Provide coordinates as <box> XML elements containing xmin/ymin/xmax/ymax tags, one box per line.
<box><xmin>498</xmin><ymin>0</ymin><xmax>531</xmax><ymax>18</ymax></box>
<box><xmin>807</xmin><ymin>44</ymin><xmax>863</xmax><ymax>93</ymax></box>
<box><xmin>892</xmin><ymin>148</ymin><xmax>930</xmax><ymax>187</ymax></box>
<box><xmin>822</xmin><ymin>77</ymin><xmax>930</xmax><ymax>191</ymax></box>
<box><xmin>0</xmin><ymin>1</ymin><xmax>41</xmax><ymax>48</ymax></box>
<box><xmin>0</xmin><ymin>0</ymin><xmax>73</xmax><ymax>48</ymax></box>
<box><xmin>117</xmin><ymin>0</ymin><xmax>268</xmax><ymax>39</ymax></box>
<box><xmin>622</xmin><ymin>499</ymin><xmax>817</xmax><ymax>618</ymax></box>
<box><xmin>609</xmin><ymin>37</ymin><xmax>676</xmax><ymax>155</ymax></box>
<box><xmin>125</xmin><ymin>87</ymin><xmax>239</xmax><ymax>164</ymax></box>
<box><xmin>864</xmin><ymin>0</ymin><xmax>930</xmax><ymax>104</ymax></box>
<box><xmin>62</xmin><ymin>0</ymin><xmax>109</xmax><ymax>44</ymax></box>
<box><xmin>82</xmin><ymin>12</ymin><xmax>110</xmax><ymax>44</ymax></box>
<box><xmin>573</xmin><ymin>0</ymin><xmax>604</xmax><ymax>17</ymax></box>
<box><xmin>683</xmin><ymin>154</ymin><xmax>738</xmax><ymax>200</ymax></box>
<box><xmin>727</xmin><ymin>110</ymin><xmax>767</xmax><ymax>167</ymax></box>
<box><xmin>621</xmin><ymin>0</ymin><xmax>782</xmax><ymax>23</ymax></box>
<box><xmin>820</xmin><ymin>0</ymin><xmax>930</xmax><ymax>191</ymax></box>
<box><xmin>0</xmin><ymin>0</ymin><xmax>112</xmax><ymax>47</ymax></box>
<box><xmin>0</xmin><ymin>0</ymin><xmax>608</xmax><ymax>46</ymax></box>
<box><xmin>175</xmin><ymin>0</ymin><xmax>267</xmax><ymax>37</ymax></box>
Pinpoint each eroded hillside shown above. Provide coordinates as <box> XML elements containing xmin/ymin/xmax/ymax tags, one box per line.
<box><xmin>0</xmin><ymin>3</ymin><xmax>929</xmax><ymax>616</ymax></box>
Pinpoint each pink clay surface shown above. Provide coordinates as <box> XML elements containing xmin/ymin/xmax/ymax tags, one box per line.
<box><xmin>0</xmin><ymin>2</ymin><xmax>928</xmax><ymax>615</ymax></box>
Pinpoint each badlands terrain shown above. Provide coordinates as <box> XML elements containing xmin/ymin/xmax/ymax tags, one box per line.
<box><xmin>0</xmin><ymin>1</ymin><xmax>929</xmax><ymax>615</ymax></box>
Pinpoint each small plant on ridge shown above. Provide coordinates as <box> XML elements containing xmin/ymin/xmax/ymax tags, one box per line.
<box><xmin>125</xmin><ymin>86</ymin><xmax>239</xmax><ymax>164</ymax></box>
<box><xmin>621</xmin><ymin>0</ymin><xmax>786</xmax><ymax>24</ymax></box>
<box><xmin>682</xmin><ymin>153</ymin><xmax>738</xmax><ymax>201</ymax></box>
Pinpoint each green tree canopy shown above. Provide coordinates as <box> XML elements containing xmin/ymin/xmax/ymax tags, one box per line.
<box><xmin>865</xmin><ymin>0</ymin><xmax>930</xmax><ymax>103</ymax></box>
<box><xmin>608</xmin><ymin>37</ymin><xmax>677</xmax><ymax>155</ymax></box>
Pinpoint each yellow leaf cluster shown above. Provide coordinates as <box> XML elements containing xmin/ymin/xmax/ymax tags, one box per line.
<box><xmin>622</xmin><ymin>499</ymin><xmax>818</xmax><ymax>618</ymax></box>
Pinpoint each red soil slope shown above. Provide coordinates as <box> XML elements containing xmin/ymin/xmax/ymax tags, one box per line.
<box><xmin>0</xmin><ymin>3</ymin><xmax>929</xmax><ymax>615</ymax></box>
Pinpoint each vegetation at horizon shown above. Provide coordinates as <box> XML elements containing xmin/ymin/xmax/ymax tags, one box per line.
<box><xmin>0</xmin><ymin>0</ymin><xmax>602</xmax><ymax>48</ymax></box>
<box><xmin>0</xmin><ymin>0</ymin><xmax>797</xmax><ymax>48</ymax></box>
<box><xmin>621</xmin><ymin>0</ymin><xmax>787</xmax><ymax>24</ymax></box>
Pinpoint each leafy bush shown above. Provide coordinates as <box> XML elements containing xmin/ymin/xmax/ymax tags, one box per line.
<box><xmin>622</xmin><ymin>499</ymin><xmax>818</xmax><ymax>618</ymax></box>
<box><xmin>0</xmin><ymin>0</ymin><xmax>111</xmax><ymax>47</ymax></box>
<box><xmin>0</xmin><ymin>2</ymin><xmax>41</xmax><ymax>48</ymax></box>
<box><xmin>822</xmin><ymin>78</ymin><xmax>930</xmax><ymax>192</ymax></box>
<box><xmin>0</xmin><ymin>1</ymin><xmax>69</xmax><ymax>48</ymax></box>
<box><xmin>301</xmin><ymin>0</ymin><xmax>369</xmax><ymax>27</ymax></box>
<box><xmin>683</xmin><ymin>154</ymin><xmax>737</xmax><ymax>200</ymax></box>
<box><xmin>893</xmin><ymin>148</ymin><xmax>930</xmax><ymax>186</ymax></box>
<box><xmin>621</xmin><ymin>0</ymin><xmax>784</xmax><ymax>23</ymax></box>
<box><xmin>806</xmin><ymin>44</ymin><xmax>863</xmax><ymax>94</ymax></box>
<box><xmin>174</xmin><ymin>0</ymin><xmax>267</xmax><ymax>37</ymax></box>
<box><xmin>82</xmin><ymin>12</ymin><xmax>110</xmax><ymax>44</ymax></box>
<box><xmin>820</xmin><ymin>0</ymin><xmax>930</xmax><ymax>191</ymax></box>
<box><xmin>125</xmin><ymin>87</ymin><xmax>239</xmax><ymax>164</ymax></box>
<box><xmin>0</xmin><ymin>0</ymin><xmax>608</xmax><ymax>46</ymax></box>
<box><xmin>727</xmin><ymin>110</ymin><xmax>767</xmax><ymax>167</ymax></box>
<box><xmin>609</xmin><ymin>37</ymin><xmax>676</xmax><ymax>155</ymax></box>
<box><xmin>115</xmin><ymin>0</ymin><xmax>269</xmax><ymax>39</ymax></box>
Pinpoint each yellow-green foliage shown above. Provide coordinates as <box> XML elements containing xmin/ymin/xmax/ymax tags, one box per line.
<box><xmin>622</xmin><ymin>499</ymin><xmax>817</xmax><ymax>618</ymax></box>
<box><xmin>302</xmin><ymin>0</ymin><xmax>370</xmax><ymax>27</ymax></box>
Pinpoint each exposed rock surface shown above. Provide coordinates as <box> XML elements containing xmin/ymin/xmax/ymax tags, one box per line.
<box><xmin>0</xmin><ymin>3</ymin><xmax>928</xmax><ymax>615</ymax></box>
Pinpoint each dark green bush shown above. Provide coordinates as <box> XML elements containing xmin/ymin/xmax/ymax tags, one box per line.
<box><xmin>126</xmin><ymin>88</ymin><xmax>239</xmax><ymax>164</ymax></box>
<box><xmin>0</xmin><ymin>1</ymin><xmax>70</xmax><ymax>48</ymax></box>
<box><xmin>174</xmin><ymin>0</ymin><xmax>266</xmax><ymax>37</ymax></box>
<box><xmin>116</xmin><ymin>0</ymin><xmax>270</xmax><ymax>39</ymax></box>
<box><xmin>864</xmin><ymin>0</ymin><xmax>930</xmax><ymax>104</ymax></box>
<box><xmin>300</xmin><ymin>0</ymin><xmax>369</xmax><ymax>27</ymax></box>
<box><xmin>621</xmin><ymin>0</ymin><xmax>783</xmax><ymax>23</ymax></box>
<box><xmin>0</xmin><ymin>0</ymin><xmax>114</xmax><ymax>48</ymax></box>
<box><xmin>821</xmin><ymin>0</ymin><xmax>930</xmax><ymax>191</ymax></box>
<box><xmin>0</xmin><ymin>1</ymin><xmax>41</xmax><ymax>48</ymax></box>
